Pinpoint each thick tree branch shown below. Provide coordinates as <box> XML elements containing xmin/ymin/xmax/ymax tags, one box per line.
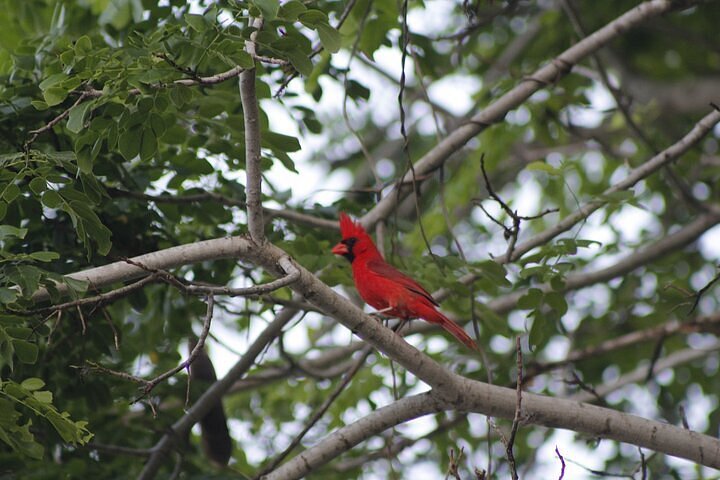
<box><xmin>265</xmin><ymin>363</ymin><xmax>720</xmax><ymax>479</ymax></box>
<box><xmin>571</xmin><ymin>341</ymin><xmax>720</xmax><ymax>403</ymax></box>
<box><xmin>360</xmin><ymin>0</ymin><xmax>704</xmax><ymax>230</ymax></box>
<box><xmin>138</xmin><ymin>305</ymin><xmax>298</xmax><ymax>479</ymax></box>
<box><xmin>261</xmin><ymin>391</ymin><xmax>447</xmax><ymax>479</ymax></box>
<box><xmin>503</xmin><ymin>108</ymin><xmax>720</xmax><ymax>262</ymax></box>
<box><xmin>27</xmin><ymin>233</ymin><xmax>720</xmax><ymax>477</ymax></box>
<box><xmin>241</xmin><ymin>18</ymin><xmax>266</xmax><ymax>244</ymax></box>
<box><xmin>32</xmin><ymin>237</ymin><xmax>253</xmax><ymax>303</ymax></box>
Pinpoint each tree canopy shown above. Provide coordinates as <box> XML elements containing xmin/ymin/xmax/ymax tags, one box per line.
<box><xmin>1</xmin><ymin>0</ymin><xmax>720</xmax><ymax>478</ymax></box>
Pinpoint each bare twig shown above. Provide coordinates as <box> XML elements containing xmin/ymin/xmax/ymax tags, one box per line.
<box><xmin>257</xmin><ymin>344</ymin><xmax>375</xmax><ymax>477</ymax></box>
<box><xmin>506</xmin><ymin>336</ymin><xmax>523</xmax><ymax>480</ymax></box>
<box><xmin>689</xmin><ymin>267</ymin><xmax>720</xmax><ymax>314</ymax></box>
<box><xmin>362</xmin><ymin>0</ymin><xmax>705</xmax><ymax>230</ymax></box>
<box><xmin>446</xmin><ymin>447</ymin><xmax>464</xmax><ymax>480</ymax></box>
<box><xmin>118</xmin><ymin>255</ymin><xmax>300</xmax><ymax>298</ymax></box>
<box><xmin>28</xmin><ymin>275</ymin><xmax>159</xmax><ymax>315</ymax></box>
<box><xmin>106</xmin><ymin>187</ymin><xmax>338</xmax><ymax>230</ymax></box>
<box><xmin>84</xmin><ymin>296</ymin><xmax>216</xmax><ymax>402</ymax></box>
<box><xmin>88</xmin><ymin>442</ymin><xmax>154</xmax><ymax>457</ymax></box>
<box><xmin>139</xmin><ymin>306</ymin><xmax>298</xmax><ymax>480</ymax></box>
<box><xmin>638</xmin><ymin>447</ymin><xmax>647</xmax><ymax>480</ymax></box>
<box><xmin>477</xmin><ymin>154</ymin><xmax>558</xmax><ymax>260</ymax></box>
<box><xmin>25</xmin><ymin>91</ymin><xmax>92</xmax><ymax>147</ymax></box>
<box><xmin>555</xmin><ymin>446</ymin><xmax>566</xmax><ymax>480</ymax></box>
<box><xmin>679</xmin><ymin>405</ymin><xmax>690</xmax><ymax>430</ymax></box>
<box><xmin>135</xmin><ymin>295</ymin><xmax>215</xmax><ymax>401</ymax></box>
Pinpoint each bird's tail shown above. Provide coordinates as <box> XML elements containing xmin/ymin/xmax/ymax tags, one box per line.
<box><xmin>420</xmin><ymin>305</ymin><xmax>477</xmax><ymax>350</ymax></box>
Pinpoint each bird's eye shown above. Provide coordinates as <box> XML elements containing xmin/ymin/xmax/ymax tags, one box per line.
<box><xmin>343</xmin><ymin>237</ymin><xmax>357</xmax><ymax>249</ymax></box>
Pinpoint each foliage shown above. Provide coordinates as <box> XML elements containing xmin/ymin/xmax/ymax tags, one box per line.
<box><xmin>0</xmin><ymin>0</ymin><xmax>719</xmax><ymax>478</ymax></box>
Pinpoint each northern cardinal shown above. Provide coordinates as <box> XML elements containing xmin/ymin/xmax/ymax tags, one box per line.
<box><xmin>331</xmin><ymin>212</ymin><xmax>477</xmax><ymax>350</ymax></box>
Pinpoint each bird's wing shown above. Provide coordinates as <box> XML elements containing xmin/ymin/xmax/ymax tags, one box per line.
<box><xmin>365</xmin><ymin>259</ymin><xmax>439</xmax><ymax>307</ymax></box>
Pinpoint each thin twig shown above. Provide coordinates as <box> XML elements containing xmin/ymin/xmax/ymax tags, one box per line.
<box><xmin>118</xmin><ymin>256</ymin><xmax>300</xmax><ymax>297</ymax></box>
<box><xmin>477</xmin><ymin>154</ymin><xmax>558</xmax><ymax>260</ymax></box>
<box><xmin>446</xmin><ymin>447</ymin><xmax>464</xmax><ymax>480</ymax></box>
<box><xmin>106</xmin><ymin>187</ymin><xmax>338</xmax><ymax>230</ymax></box>
<box><xmin>135</xmin><ymin>295</ymin><xmax>215</xmax><ymax>402</ymax></box>
<box><xmin>88</xmin><ymin>442</ymin><xmax>154</xmax><ymax>457</ymax></box>
<box><xmin>679</xmin><ymin>404</ymin><xmax>690</xmax><ymax>430</ymax></box>
<box><xmin>25</xmin><ymin>90</ymin><xmax>92</xmax><ymax>147</ymax></box>
<box><xmin>84</xmin><ymin>296</ymin><xmax>216</xmax><ymax>402</ymax></box>
<box><xmin>689</xmin><ymin>267</ymin><xmax>720</xmax><ymax>314</ymax></box>
<box><xmin>555</xmin><ymin>446</ymin><xmax>566</xmax><ymax>480</ymax></box>
<box><xmin>257</xmin><ymin>344</ymin><xmax>375</xmax><ymax>477</ymax></box>
<box><xmin>139</xmin><ymin>307</ymin><xmax>298</xmax><ymax>479</ymax></box>
<box><xmin>506</xmin><ymin>336</ymin><xmax>523</xmax><ymax>480</ymax></box>
<box><xmin>28</xmin><ymin>275</ymin><xmax>160</xmax><ymax>315</ymax></box>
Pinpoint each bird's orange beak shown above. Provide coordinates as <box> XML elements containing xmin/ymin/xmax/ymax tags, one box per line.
<box><xmin>331</xmin><ymin>242</ymin><xmax>348</xmax><ymax>256</ymax></box>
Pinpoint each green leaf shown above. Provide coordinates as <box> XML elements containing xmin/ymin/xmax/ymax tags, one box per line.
<box><xmin>74</xmin><ymin>35</ymin><xmax>92</xmax><ymax>55</ymax></box>
<box><xmin>13</xmin><ymin>341</ymin><xmax>39</xmax><ymax>364</ymax></box>
<box><xmin>526</xmin><ymin>161</ymin><xmax>562</xmax><ymax>176</ymax></box>
<box><xmin>66</xmin><ymin>101</ymin><xmax>94</xmax><ymax>134</ymax></box>
<box><xmin>76</xmin><ymin>146</ymin><xmax>94</xmax><ymax>174</ymax></box>
<box><xmin>31</xmin><ymin>100</ymin><xmax>49</xmax><ymax>111</ymax></box>
<box><xmin>316</xmin><ymin>22</ymin><xmax>341</xmax><ymax>53</ymax></box>
<box><xmin>33</xmin><ymin>391</ymin><xmax>53</xmax><ymax>404</ymax></box>
<box><xmin>0</xmin><ymin>225</ymin><xmax>28</xmax><ymax>240</ymax></box>
<box><xmin>184</xmin><ymin>13</ymin><xmax>207</xmax><ymax>31</ymax></box>
<box><xmin>140</xmin><ymin>128</ymin><xmax>157</xmax><ymax>161</ymax></box>
<box><xmin>63</xmin><ymin>276</ymin><xmax>89</xmax><ymax>294</ymax></box>
<box><xmin>118</xmin><ymin>126</ymin><xmax>141</xmax><ymax>161</ymax></box>
<box><xmin>474</xmin><ymin>260</ymin><xmax>510</xmax><ymax>287</ymax></box>
<box><xmin>298</xmin><ymin>9</ymin><xmax>328</xmax><ymax>26</ymax></box>
<box><xmin>278</xmin><ymin>0</ymin><xmax>306</xmax><ymax>20</ymax></box>
<box><xmin>20</xmin><ymin>378</ymin><xmax>44</xmax><ymax>392</ymax></box>
<box><xmin>29</xmin><ymin>251</ymin><xmax>60</xmax><ymax>262</ymax></box>
<box><xmin>476</xmin><ymin>303</ymin><xmax>512</xmax><ymax>337</ymax></box>
<box><xmin>0</xmin><ymin>288</ymin><xmax>18</xmax><ymax>304</ymax></box>
<box><xmin>29</xmin><ymin>177</ymin><xmax>47</xmax><ymax>195</ymax></box>
<box><xmin>43</xmin><ymin>87</ymin><xmax>69</xmax><ymax>107</ymax></box>
<box><xmin>528</xmin><ymin>310</ymin><xmax>552</xmax><ymax>349</ymax></box>
<box><xmin>544</xmin><ymin>291</ymin><xmax>568</xmax><ymax>316</ymax></box>
<box><xmin>0</xmin><ymin>287</ymin><xmax>18</xmax><ymax>303</ymax></box>
<box><xmin>2</xmin><ymin>183</ymin><xmax>20</xmax><ymax>203</ymax></box>
<box><xmin>38</xmin><ymin>73</ymin><xmax>68</xmax><ymax>91</ymax></box>
<box><xmin>263</xmin><ymin>131</ymin><xmax>301</xmax><ymax>152</ymax></box>
<box><xmin>518</xmin><ymin>288</ymin><xmax>544</xmax><ymax>310</ymax></box>
<box><xmin>41</xmin><ymin>190</ymin><xmax>63</xmax><ymax>209</ymax></box>
<box><xmin>286</xmin><ymin>48</ymin><xmax>313</xmax><ymax>76</ymax></box>
<box><xmin>252</xmin><ymin>0</ymin><xmax>279</xmax><ymax>20</ymax></box>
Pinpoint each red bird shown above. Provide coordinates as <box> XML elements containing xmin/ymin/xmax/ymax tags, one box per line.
<box><xmin>331</xmin><ymin>212</ymin><xmax>477</xmax><ymax>350</ymax></box>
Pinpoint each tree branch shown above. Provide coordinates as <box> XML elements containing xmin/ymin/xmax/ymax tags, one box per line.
<box><xmin>570</xmin><ymin>341</ymin><xmax>720</xmax><ymax>403</ymax></box>
<box><xmin>138</xmin><ymin>305</ymin><xmax>298</xmax><ymax>479</ymax></box>
<box><xmin>502</xmin><ymin>108</ymin><xmax>720</xmax><ymax>262</ymax></box>
<box><xmin>26</xmin><ymin>229</ymin><xmax>720</xmax><ymax>477</ymax></box>
<box><xmin>241</xmin><ymin>18</ymin><xmax>266</xmax><ymax>244</ymax></box>
<box><xmin>106</xmin><ymin>187</ymin><xmax>338</xmax><ymax>230</ymax></box>
<box><xmin>360</xmin><ymin>0</ymin><xmax>704</xmax><ymax>230</ymax></box>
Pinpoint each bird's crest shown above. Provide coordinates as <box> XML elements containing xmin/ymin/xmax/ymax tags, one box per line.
<box><xmin>339</xmin><ymin>212</ymin><xmax>367</xmax><ymax>239</ymax></box>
